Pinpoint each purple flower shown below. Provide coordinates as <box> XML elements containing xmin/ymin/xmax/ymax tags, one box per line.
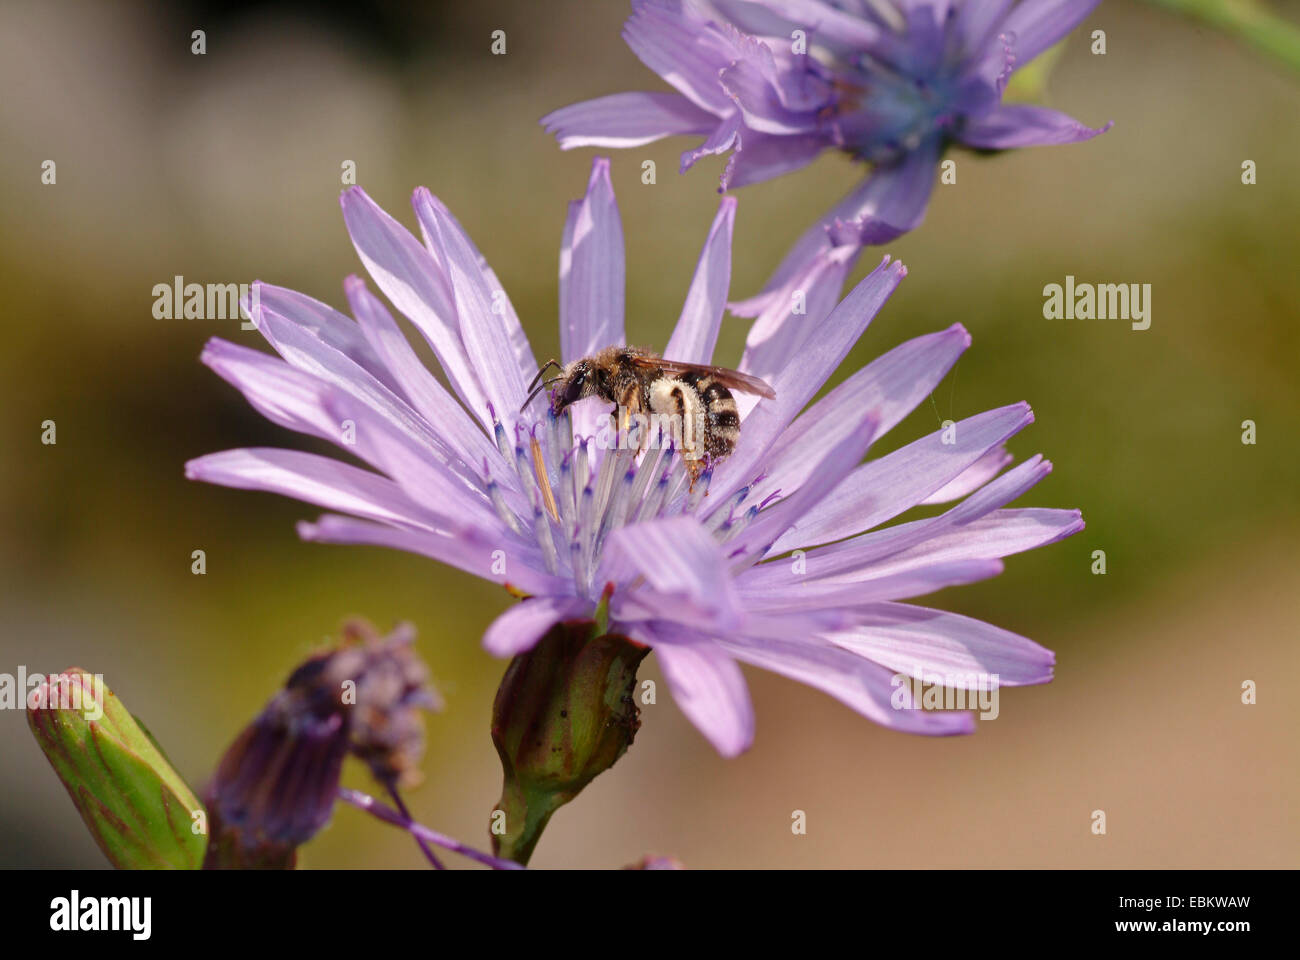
<box><xmin>187</xmin><ymin>157</ymin><xmax>1081</xmax><ymax>757</ymax></box>
<box><xmin>542</xmin><ymin>0</ymin><xmax>1111</xmax><ymax>312</ymax></box>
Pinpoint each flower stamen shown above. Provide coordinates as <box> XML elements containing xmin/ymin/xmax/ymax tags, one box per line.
<box><xmin>484</xmin><ymin>461</ymin><xmax>525</xmax><ymax>538</ymax></box>
<box><xmin>530</xmin><ymin>432</ymin><xmax>560</xmax><ymax>524</ymax></box>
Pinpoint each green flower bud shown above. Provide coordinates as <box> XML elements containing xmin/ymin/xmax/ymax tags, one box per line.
<box><xmin>26</xmin><ymin>668</ymin><xmax>207</xmax><ymax>870</ymax></box>
<box><xmin>490</xmin><ymin>618</ymin><xmax>648</xmax><ymax>865</ymax></box>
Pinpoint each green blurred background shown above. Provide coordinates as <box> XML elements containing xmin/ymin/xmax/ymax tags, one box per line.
<box><xmin>1</xmin><ymin>0</ymin><xmax>1296</xmax><ymax>868</ymax></box>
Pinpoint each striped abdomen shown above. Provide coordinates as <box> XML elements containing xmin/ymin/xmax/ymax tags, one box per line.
<box><xmin>652</xmin><ymin>370</ymin><xmax>740</xmax><ymax>461</ymax></box>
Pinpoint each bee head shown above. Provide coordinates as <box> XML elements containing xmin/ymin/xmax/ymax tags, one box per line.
<box><xmin>550</xmin><ymin>359</ymin><xmax>596</xmax><ymax>414</ymax></box>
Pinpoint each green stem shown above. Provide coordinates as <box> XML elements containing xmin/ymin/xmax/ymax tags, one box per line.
<box><xmin>491</xmin><ymin>778</ymin><xmax>568</xmax><ymax>866</ymax></box>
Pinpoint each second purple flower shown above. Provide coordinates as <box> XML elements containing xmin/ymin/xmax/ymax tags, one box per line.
<box><xmin>543</xmin><ymin>0</ymin><xmax>1112</xmax><ymax>312</ymax></box>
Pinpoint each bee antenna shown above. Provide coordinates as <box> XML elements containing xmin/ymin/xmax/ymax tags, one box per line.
<box><xmin>520</xmin><ymin>376</ymin><xmax>562</xmax><ymax>413</ymax></box>
<box><xmin>526</xmin><ymin>359</ymin><xmax>562</xmax><ymax>394</ymax></box>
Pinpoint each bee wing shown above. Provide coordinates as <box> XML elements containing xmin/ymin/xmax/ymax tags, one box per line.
<box><xmin>644</xmin><ymin>357</ymin><xmax>777</xmax><ymax>399</ymax></box>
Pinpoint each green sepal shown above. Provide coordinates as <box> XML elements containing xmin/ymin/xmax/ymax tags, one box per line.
<box><xmin>490</xmin><ymin>619</ymin><xmax>648</xmax><ymax>865</ymax></box>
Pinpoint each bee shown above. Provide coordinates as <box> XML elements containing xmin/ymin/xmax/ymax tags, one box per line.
<box><xmin>522</xmin><ymin>346</ymin><xmax>776</xmax><ymax>486</ymax></box>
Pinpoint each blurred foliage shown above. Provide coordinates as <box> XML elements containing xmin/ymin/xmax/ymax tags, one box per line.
<box><xmin>1144</xmin><ymin>0</ymin><xmax>1300</xmax><ymax>74</ymax></box>
<box><xmin>1005</xmin><ymin>39</ymin><xmax>1069</xmax><ymax>103</ymax></box>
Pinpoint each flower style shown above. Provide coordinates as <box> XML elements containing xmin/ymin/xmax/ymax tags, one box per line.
<box><xmin>187</xmin><ymin>156</ymin><xmax>1082</xmax><ymax>758</ymax></box>
<box><xmin>542</xmin><ymin>0</ymin><xmax>1111</xmax><ymax>311</ymax></box>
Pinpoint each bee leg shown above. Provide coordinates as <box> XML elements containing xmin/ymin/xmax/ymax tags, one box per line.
<box><xmin>614</xmin><ymin>404</ymin><xmax>627</xmax><ymax>445</ymax></box>
<box><xmin>616</xmin><ymin>384</ymin><xmax>644</xmax><ymax>453</ymax></box>
<box><xmin>686</xmin><ymin>457</ymin><xmax>703</xmax><ymax>492</ymax></box>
